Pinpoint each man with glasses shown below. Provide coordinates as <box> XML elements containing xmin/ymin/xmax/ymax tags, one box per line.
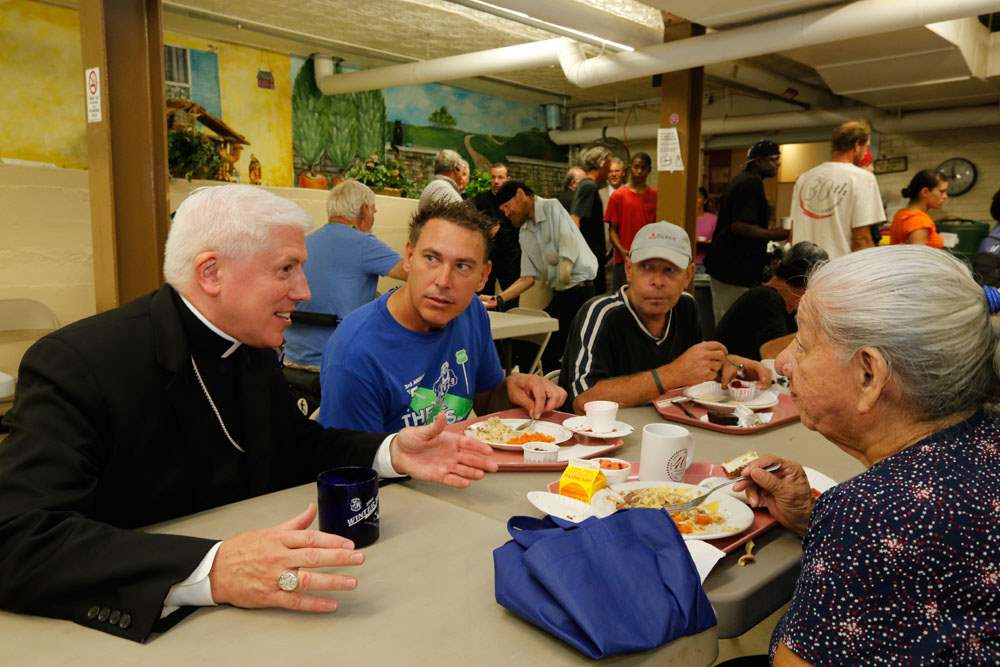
<box><xmin>704</xmin><ymin>139</ymin><xmax>789</xmax><ymax>323</ymax></box>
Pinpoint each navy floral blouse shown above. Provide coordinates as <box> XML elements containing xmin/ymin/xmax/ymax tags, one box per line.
<box><xmin>770</xmin><ymin>410</ymin><xmax>999</xmax><ymax>665</ymax></box>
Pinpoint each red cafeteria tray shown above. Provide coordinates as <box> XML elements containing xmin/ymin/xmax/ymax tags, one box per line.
<box><xmin>448</xmin><ymin>408</ymin><xmax>624</xmax><ymax>472</ymax></box>
<box><xmin>653</xmin><ymin>389</ymin><xmax>800</xmax><ymax>435</ymax></box>
<box><xmin>545</xmin><ymin>461</ymin><xmax>778</xmax><ymax>554</ymax></box>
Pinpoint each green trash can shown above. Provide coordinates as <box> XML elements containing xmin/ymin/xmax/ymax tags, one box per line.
<box><xmin>936</xmin><ymin>218</ymin><xmax>990</xmax><ymax>264</ymax></box>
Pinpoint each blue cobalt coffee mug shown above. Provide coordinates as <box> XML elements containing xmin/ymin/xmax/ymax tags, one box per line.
<box><xmin>317</xmin><ymin>467</ymin><xmax>379</xmax><ymax>548</ymax></box>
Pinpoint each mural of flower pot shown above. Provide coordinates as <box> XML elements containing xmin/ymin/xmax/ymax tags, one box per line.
<box><xmin>297</xmin><ymin>170</ymin><xmax>329</xmax><ymax>189</ymax></box>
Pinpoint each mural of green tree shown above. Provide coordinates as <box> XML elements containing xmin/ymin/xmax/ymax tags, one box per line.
<box><xmin>292</xmin><ymin>58</ymin><xmax>329</xmax><ymax>174</ymax></box>
<box><xmin>292</xmin><ymin>59</ymin><xmax>388</xmax><ymax>186</ymax></box>
<box><xmin>428</xmin><ymin>105</ymin><xmax>457</xmax><ymax>128</ymax></box>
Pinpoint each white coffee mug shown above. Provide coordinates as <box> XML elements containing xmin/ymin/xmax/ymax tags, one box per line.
<box><xmin>638</xmin><ymin>423</ymin><xmax>695</xmax><ymax>482</ymax></box>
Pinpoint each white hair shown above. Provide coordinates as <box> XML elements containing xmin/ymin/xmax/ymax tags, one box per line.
<box><xmin>326</xmin><ymin>179</ymin><xmax>375</xmax><ymax>221</ymax></box>
<box><xmin>433</xmin><ymin>149</ymin><xmax>464</xmax><ymax>175</ymax></box>
<box><xmin>164</xmin><ymin>185</ymin><xmax>312</xmax><ymax>290</ymax></box>
<box><xmin>804</xmin><ymin>245</ymin><xmax>1000</xmax><ymax>418</ymax></box>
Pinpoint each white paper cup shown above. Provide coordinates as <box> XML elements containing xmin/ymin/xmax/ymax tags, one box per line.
<box><xmin>781</xmin><ymin>216</ymin><xmax>793</xmax><ymax>230</ymax></box>
<box><xmin>584</xmin><ymin>400</ymin><xmax>619</xmax><ymax>433</ymax></box>
<box><xmin>523</xmin><ymin>442</ymin><xmax>559</xmax><ymax>464</ymax></box>
<box><xmin>639</xmin><ymin>423</ymin><xmax>695</xmax><ymax>482</ymax></box>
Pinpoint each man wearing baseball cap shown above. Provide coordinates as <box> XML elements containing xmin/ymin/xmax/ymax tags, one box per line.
<box><xmin>559</xmin><ymin>221</ymin><xmax>770</xmax><ymax>413</ymax></box>
<box><xmin>704</xmin><ymin>139</ymin><xmax>790</xmax><ymax>324</ymax></box>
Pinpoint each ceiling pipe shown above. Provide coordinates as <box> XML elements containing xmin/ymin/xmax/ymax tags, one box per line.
<box><xmin>444</xmin><ymin>0</ymin><xmax>661</xmax><ymax>51</ymax></box>
<box><xmin>556</xmin><ymin>0</ymin><xmax>1000</xmax><ymax>88</ymax></box>
<box><xmin>313</xmin><ymin>39</ymin><xmax>566</xmax><ymax>95</ymax></box>
<box><xmin>548</xmin><ymin>104</ymin><xmax>1000</xmax><ymax>144</ymax></box>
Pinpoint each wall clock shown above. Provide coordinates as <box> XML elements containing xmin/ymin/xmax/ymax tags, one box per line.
<box><xmin>936</xmin><ymin>157</ymin><xmax>977</xmax><ymax>197</ymax></box>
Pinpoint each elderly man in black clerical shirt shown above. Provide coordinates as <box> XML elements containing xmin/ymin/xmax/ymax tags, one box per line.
<box><xmin>0</xmin><ymin>185</ymin><xmax>498</xmax><ymax>642</ymax></box>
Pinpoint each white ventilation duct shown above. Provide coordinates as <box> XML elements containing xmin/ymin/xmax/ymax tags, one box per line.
<box><xmin>313</xmin><ymin>39</ymin><xmax>567</xmax><ymax>95</ymax></box>
<box><xmin>557</xmin><ymin>0</ymin><xmax>1000</xmax><ymax>88</ymax></box>
<box><xmin>547</xmin><ymin>104</ymin><xmax>1000</xmax><ymax>145</ymax></box>
<box><xmin>314</xmin><ymin>0</ymin><xmax>998</xmax><ymax>98</ymax></box>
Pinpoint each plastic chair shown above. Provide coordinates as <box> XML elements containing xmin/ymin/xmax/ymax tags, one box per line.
<box><xmin>0</xmin><ymin>299</ymin><xmax>59</xmax><ymax>332</ymax></box>
<box><xmin>507</xmin><ymin>307</ymin><xmax>552</xmax><ymax>376</ymax></box>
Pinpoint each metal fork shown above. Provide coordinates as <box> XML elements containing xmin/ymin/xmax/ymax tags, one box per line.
<box><xmin>513</xmin><ymin>417</ymin><xmax>538</xmax><ymax>432</ymax></box>
<box><xmin>661</xmin><ymin>463</ymin><xmax>781</xmax><ymax>512</ymax></box>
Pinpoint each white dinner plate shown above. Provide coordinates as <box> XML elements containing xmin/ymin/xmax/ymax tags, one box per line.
<box><xmin>466</xmin><ymin>418</ymin><xmax>573</xmax><ymax>450</ymax></box>
<box><xmin>590</xmin><ymin>481</ymin><xmax>754</xmax><ymax>541</ymax></box>
<box><xmin>683</xmin><ymin>380</ymin><xmax>779</xmax><ymax>412</ymax></box>
<box><xmin>561</xmin><ymin>416</ymin><xmax>634</xmax><ymax>439</ymax></box>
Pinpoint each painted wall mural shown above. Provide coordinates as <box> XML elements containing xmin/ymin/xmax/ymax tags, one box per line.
<box><xmin>0</xmin><ymin>2</ymin><xmax>562</xmax><ymax>192</ymax></box>
<box><xmin>290</xmin><ymin>56</ymin><xmax>566</xmax><ymax>191</ymax></box>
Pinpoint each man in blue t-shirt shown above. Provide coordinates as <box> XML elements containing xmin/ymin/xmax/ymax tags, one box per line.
<box><xmin>319</xmin><ymin>201</ymin><xmax>567</xmax><ymax>432</ymax></box>
<box><xmin>283</xmin><ymin>180</ymin><xmax>406</xmax><ymax>369</ymax></box>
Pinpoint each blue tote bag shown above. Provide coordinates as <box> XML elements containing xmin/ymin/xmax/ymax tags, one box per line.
<box><xmin>493</xmin><ymin>509</ymin><xmax>716</xmax><ymax>659</ymax></box>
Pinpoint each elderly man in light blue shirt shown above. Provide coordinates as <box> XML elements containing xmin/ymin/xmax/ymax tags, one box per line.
<box><xmin>480</xmin><ymin>180</ymin><xmax>597</xmax><ymax>372</ymax></box>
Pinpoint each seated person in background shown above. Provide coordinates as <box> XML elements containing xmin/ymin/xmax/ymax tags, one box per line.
<box><xmin>972</xmin><ymin>187</ymin><xmax>1000</xmax><ymax>287</ymax></box>
<box><xmin>713</xmin><ymin>242</ymin><xmax>828</xmax><ymax>361</ymax></box>
<box><xmin>319</xmin><ymin>201</ymin><xmax>566</xmax><ymax>432</ymax></box>
<box><xmin>732</xmin><ymin>245</ymin><xmax>999</xmax><ymax>665</ymax></box>
<box><xmin>559</xmin><ymin>221</ymin><xmax>769</xmax><ymax>413</ymax></box>
<box><xmin>481</xmin><ymin>180</ymin><xmax>598</xmax><ymax>373</ymax></box>
<box><xmin>283</xmin><ymin>180</ymin><xmax>406</xmax><ymax>369</ymax></box>
<box><xmin>889</xmin><ymin>169</ymin><xmax>949</xmax><ymax>248</ymax></box>
<box><xmin>0</xmin><ymin>185</ymin><xmax>498</xmax><ymax>641</ymax></box>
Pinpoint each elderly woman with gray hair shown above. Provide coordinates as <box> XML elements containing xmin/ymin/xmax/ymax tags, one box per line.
<box><xmin>730</xmin><ymin>246</ymin><xmax>999</xmax><ymax>666</ymax></box>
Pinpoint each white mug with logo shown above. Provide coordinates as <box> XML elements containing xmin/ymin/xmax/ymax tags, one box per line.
<box><xmin>639</xmin><ymin>423</ymin><xmax>695</xmax><ymax>482</ymax></box>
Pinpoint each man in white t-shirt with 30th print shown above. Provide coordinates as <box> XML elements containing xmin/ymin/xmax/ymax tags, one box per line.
<box><xmin>790</xmin><ymin>120</ymin><xmax>886</xmax><ymax>258</ymax></box>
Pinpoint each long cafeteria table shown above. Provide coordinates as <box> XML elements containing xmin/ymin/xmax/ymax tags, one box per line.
<box><xmin>0</xmin><ymin>405</ymin><xmax>862</xmax><ymax>665</ymax></box>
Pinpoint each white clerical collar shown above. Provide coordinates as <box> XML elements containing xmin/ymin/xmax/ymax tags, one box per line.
<box><xmin>178</xmin><ymin>293</ymin><xmax>243</xmax><ymax>358</ymax></box>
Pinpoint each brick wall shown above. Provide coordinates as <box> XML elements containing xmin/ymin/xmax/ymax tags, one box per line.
<box><xmin>877</xmin><ymin>126</ymin><xmax>1000</xmax><ymax>224</ymax></box>
<box><xmin>396</xmin><ymin>147</ymin><xmax>566</xmax><ymax>199</ymax></box>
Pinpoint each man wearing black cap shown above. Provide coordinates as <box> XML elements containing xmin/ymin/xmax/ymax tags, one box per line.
<box><xmin>483</xmin><ymin>181</ymin><xmax>598</xmax><ymax>372</ymax></box>
<box><xmin>704</xmin><ymin>140</ymin><xmax>789</xmax><ymax>324</ymax></box>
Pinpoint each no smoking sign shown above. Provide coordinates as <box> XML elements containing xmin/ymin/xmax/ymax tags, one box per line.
<box><xmin>85</xmin><ymin>67</ymin><xmax>102</xmax><ymax>123</ymax></box>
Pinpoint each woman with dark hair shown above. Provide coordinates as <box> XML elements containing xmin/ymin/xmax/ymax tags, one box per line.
<box><xmin>889</xmin><ymin>169</ymin><xmax>948</xmax><ymax>247</ymax></box>
<box><xmin>712</xmin><ymin>241</ymin><xmax>828</xmax><ymax>360</ymax></box>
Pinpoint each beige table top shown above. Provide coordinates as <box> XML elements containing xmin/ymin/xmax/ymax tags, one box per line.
<box><xmin>409</xmin><ymin>405</ymin><xmax>865</xmax><ymax>638</ymax></box>
<box><xmin>0</xmin><ymin>481</ymin><xmax>718</xmax><ymax>665</ymax></box>
<box><xmin>488</xmin><ymin>310</ymin><xmax>558</xmax><ymax>340</ymax></box>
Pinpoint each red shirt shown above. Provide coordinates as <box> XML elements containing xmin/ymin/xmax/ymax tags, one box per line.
<box><xmin>604</xmin><ymin>186</ymin><xmax>658</xmax><ymax>264</ymax></box>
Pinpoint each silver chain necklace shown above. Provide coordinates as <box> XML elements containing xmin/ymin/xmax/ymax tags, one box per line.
<box><xmin>190</xmin><ymin>355</ymin><xmax>245</xmax><ymax>453</ymax></box>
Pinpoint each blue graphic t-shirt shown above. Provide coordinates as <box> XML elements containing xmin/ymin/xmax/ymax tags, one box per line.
<box><xmin>318</xmin><ymin>291</ymin><xmax>504</xmax><ymax>432</ymax></box>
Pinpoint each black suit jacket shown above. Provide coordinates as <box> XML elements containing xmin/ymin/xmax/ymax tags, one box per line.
<box><xmin>0</xmin><ymin>286</ymin><xmax>384</xmax><ymax>641</ymax></box>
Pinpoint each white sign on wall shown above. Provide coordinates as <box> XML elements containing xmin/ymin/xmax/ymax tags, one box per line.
<box><xmin>85</xmin><ymin>67</ymin><xmax>102</xmax><ymax>123</ymax></box>
<box><xmin>657</xmin><ymin>128</ymin><xmax>684</xmax><ymax>172</ymax></box>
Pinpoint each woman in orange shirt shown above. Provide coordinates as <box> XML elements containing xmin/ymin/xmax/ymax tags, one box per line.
<box><xmin>889</xmin><ymin>170</ymin><xmax>948</xmax><ymax>247</ymax></box>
